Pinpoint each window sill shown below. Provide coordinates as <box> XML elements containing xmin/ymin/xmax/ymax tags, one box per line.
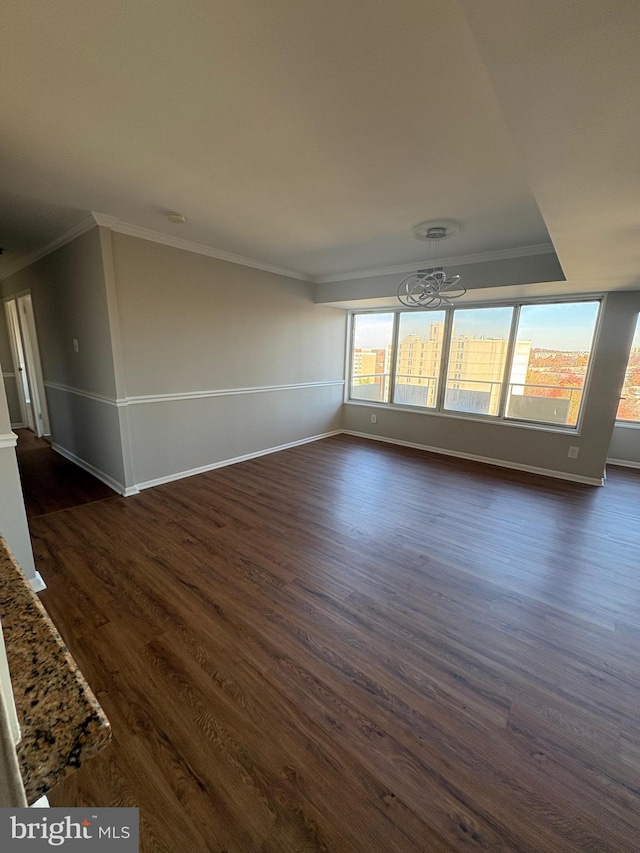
<box><xmin>614</xmin><ymin>420</ymin><xmax>640</xmax><ymax>430</ymax></box>
<box><xmin>344</xmin><ymin>400</ymin><xmax>581</xmax><ymax>437</ymax></box>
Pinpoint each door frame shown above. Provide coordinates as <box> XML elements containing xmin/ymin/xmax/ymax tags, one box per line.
<box><xmin>3</xmin><ymin>293</ymin><xmax>50</xmax><ymax>437</ymax></box>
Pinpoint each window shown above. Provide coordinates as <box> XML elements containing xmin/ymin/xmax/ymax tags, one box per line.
<box><xmin>348</xmin><ymin>298</ymin><xmax>602</xmax><ymax>430</ymax></box>
<box><xmin>617</xmin><ymin>316</ymin><xmax>640</xmax><ymax>423</ymax></box>
<box><xmin>443</xmin><ymin>307</ymin><xmax>513</xmax><ymax>416</ymax></box>
<box><xmin>350</xmin><ymin>313</ymin><xmax>394</xmax><ymax>403</ymax></box>
<box><xmin>506</xmin><ymin>301</ymin><xmax>600</xmax><ymax>427</ymax></box>
<box><xmin>393</xmin><ymin>311</ymin><xmax>446</xmax><ymax>409</ymax></box>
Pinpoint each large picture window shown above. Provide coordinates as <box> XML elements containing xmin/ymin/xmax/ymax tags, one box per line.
<box><xmin>506</xmin><ymin>301</ymin><xmax>600</xmax><ymax>427</ymax></box>
<box><xmin>393</xmin><ymin>311</ymin><xmax>446</xmax><ymax>409</ymax></box>
<box><xmin>348</xmin><ymin>299</ymin><xmax>602</xmax><ymax>430</ymax></box>
<box><xmin>443</xmin><ymin>307</ymin><xmax>513</xmax><ymax>417</ymax></box>
<box><xmin>350</xmin><ymin>313</ymin><xmax>394</xmax><ymax>403</ymax></box>
<box><xmin>616</xmin><ymin>316</ymin><xmax>640</xmax><ymax>423</ymax></box>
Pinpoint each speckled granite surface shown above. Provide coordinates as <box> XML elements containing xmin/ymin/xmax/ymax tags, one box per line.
<box><xmin>0</xmin><ymin>536</ymin><xmax>111</xmax><ymax>804</ymax></box>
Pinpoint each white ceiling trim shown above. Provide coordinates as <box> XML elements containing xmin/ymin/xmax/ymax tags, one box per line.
<box><xmin>1</xmin><ymin>212</ymin><xmax>556</xmax><ymax>289</ymax></box>
<box><xmin>91</xmin><ymin>213</ymin><xmax>312</xmax><ymax>282</ymax></box>
<box><xmin>0</xmin><ymin>215</ymin><xmax>97</xmax><ymax>281</ymax></box>
<box><xmin>313</xmin><ymin>243</ymin><xmax>556</xmax><ymax>283</ymax></box>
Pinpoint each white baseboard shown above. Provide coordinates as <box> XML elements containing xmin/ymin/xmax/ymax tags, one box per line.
<box><xmin>29</xmin><ymin>572</ymin><xmax>47</xmax><ymax>593</ymax></box>
<box><xmin>343</xmin><ymin>430</ymin><xmax>604</xmax><ymax>486</ymax></box>
<box><xmin>135</xmin><ymin>430</ymin><xmax>343</xmax><ymax>491</ymax></box>
<box><xmin>10</xmin><ymin>422</ymin><xmax>26</xmax><ymax>430</ymax></box>
<box><xmin>52</xmin><ymin>443</ymin><xmax>126</xmax><ymax>495</ymax></box>
<box><xmin>607</xmin><ymin>457</ymin><xmax>640</xmax><ymax>470</ymax></box>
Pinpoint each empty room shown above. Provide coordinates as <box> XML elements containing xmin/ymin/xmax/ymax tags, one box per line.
<box><xmin>1</xmin><ymin>1</ymin><xmax>640</xmax><ymax>851</ymax></box>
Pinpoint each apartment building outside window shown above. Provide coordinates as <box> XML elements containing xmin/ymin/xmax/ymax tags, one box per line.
<box><xmin>349</xmin><ymin>299</ymin><xmax>602</xmax><ymax>430</ymax></box>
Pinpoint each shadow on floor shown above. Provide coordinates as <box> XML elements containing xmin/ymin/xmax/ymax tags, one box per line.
<box><xmin>15</xmin><ymin>430</ymin><xmax>116</xmax><ymax>519</ymax></box>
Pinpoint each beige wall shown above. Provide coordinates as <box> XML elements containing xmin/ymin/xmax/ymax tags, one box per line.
<box><xmin>608</xmin><ymin>426</ymin><xmax>640</xmax><ymax>466</ymax></box>
<box><xmin>344</xmin><ymin>291</ymin><xmax>640</xmax><ymax>482</ymax></box>
<box><xmin>111</xmin><ymin>234</ymin><xmax>345</xmax><ymax>394</ymax></box>
<box><xmin>1</xmin><ymin>228</ymin><xmax>127</xmax><ymax>488</ymax></box>
<box><xmin>1</xmin><ymin>229</ymin><xmax>346</xmax><ymax>493</ymax></box>
<box><xmin>109</xmin><ymin>233</ymin><xmax>346</xmax><ymax>485</ymax></box>
<box><xmin>315</xmin><ymin>252</ymin><xmax>566</xmax><ymax>307</ymax></box>
<box><xmin>2</xmin><ymin>229</ymin><xmax>118</xmax><ymax>397</ymax></box>
<box><xmin>128</xmin><ymin>385</ymin><xmax>343</xmax><ymax>486</ymax></box>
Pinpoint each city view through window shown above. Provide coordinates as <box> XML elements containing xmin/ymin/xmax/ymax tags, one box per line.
<box><xmin>617</xmin><ymin>316</ymin><xmax>640</xmax><ymax>423</ymax></box>
<box><xmin>350</xmin><ymin>300</ymin><xmax>602</xmax><ymax>428</ymax></box>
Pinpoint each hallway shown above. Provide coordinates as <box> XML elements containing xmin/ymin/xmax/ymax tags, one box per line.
<box><xmin>15</xmin><ymin>430</ymin><xmax>116</xmax><ymax>519</ymax></box>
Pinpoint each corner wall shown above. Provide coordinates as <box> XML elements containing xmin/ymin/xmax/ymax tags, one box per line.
<box><xmin>109</xmin><ymin>233</ymin><xmax>346</xmax><ymax>487</ymax></box>
<box><xmin>1</xmin><ymin>228</ymin><xmax>126</xmax><ymax>491</ymax></box>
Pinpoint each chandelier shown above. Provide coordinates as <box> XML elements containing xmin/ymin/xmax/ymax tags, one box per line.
<box><xmin>397</xmin><ymin>224</ymin><xmax>466</xmax><ymax>308</ymax></box>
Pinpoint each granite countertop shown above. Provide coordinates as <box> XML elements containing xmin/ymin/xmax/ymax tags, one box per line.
<box><xmin>0</xmin><ymin>536</ymin><xmax>111</xmax><ymax>804</ymax></box>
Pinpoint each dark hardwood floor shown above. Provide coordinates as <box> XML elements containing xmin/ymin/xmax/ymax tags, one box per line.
<box><xmin>24</xmin><ymin>435</ymin><xmax>640</xmax><ymax>851</ymax></box>
<box><xmin>15</xmin><ymin>429</ymin><xmax>116</xmax><ymax>518</ymax></box>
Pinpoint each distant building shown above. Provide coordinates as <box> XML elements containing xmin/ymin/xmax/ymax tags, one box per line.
<box><xmin>394</xmin><ymin>322</ymin><xmax>531</xmax><ymax>414</ymax></box>
<box><xmin>352</xmin><ymin>348</ymin><xmax>389</xmax><ymax>396</ymax></box>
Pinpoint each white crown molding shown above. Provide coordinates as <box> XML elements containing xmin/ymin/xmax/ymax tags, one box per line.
<box><xmin>91</xmin><ymin>213</ymin><xmax>120</xmax><ymax>228</ymax></box>
<box><xmin>0</xmin><ymin>216</ymin><xmax>97</xmax><ymax>281</ymax></box>
<box><xmin>0</xmin><ymin>432</ymin><xmax>18</xmax><ymax>449</ymax></box>
<box><xmin>91</xmin><ymin>212</ymin><xmax>311</xmax><ymax>282</ymax></box>
<box><xmin>0</xmin><ymin>209</ymin><xmax>557</xmax><ymax>288</ymax></box>
<box><xmin>313</xmin><ymin>243</ymin><xmax>556</xmax><ymax>284</ymax></box>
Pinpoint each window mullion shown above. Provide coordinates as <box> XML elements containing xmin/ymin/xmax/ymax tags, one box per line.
<box><xmin>345</xmin><ymin>313</ymin><xmax>355</xmax><ymax>401</ymax></box>
<box><xmin>498</xmin><ymin>304</ymin><xmax>520</xmax><ymax>419</ymax></box>
<box><xmin>435</xmin><ymin>308</ymin><xmax>453</xmax><ymax>411</ymax></box>
<box><xmin>387</xmin><ymin>311</ymin><xmax>400</xmax><ymax>404</ymax></box>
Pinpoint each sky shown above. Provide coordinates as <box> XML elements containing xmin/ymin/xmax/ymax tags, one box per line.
<box><xmin>354</xmin><ymin>301</ymin><xmax>602</xmax><ymax>351</ymax></box>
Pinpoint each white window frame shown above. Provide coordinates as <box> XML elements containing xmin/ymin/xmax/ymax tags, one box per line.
<box><xmin>615</xmin><ymin>314</ymin><xmax>640</xmax><ymax>428</ymax></box>
<box><xmin>347</xmin><ymin>295</ymin><xmax>605</xmax><ymax>435</ymax></box>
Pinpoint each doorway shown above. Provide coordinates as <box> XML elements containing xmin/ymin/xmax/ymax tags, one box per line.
<box><xmin>4</xmin><ymin>294</ymin><xmax>50</xmax><ymax>437</ymax></box>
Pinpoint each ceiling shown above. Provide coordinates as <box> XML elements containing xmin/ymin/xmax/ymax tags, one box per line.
<box><xmin>0</xmin><ymin>0</ymin><xmax>638</xmax><ymax>288</ymax></box>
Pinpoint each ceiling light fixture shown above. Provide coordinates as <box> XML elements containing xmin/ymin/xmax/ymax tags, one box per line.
<box><xmin>397</xmin><ymin>223</ymin><xmax>466</xmax><ymax>308</ymax></box>
<box><xmin>167</xmin><ymin>212</ymin><xmax>187</xmax><ymax>224</ymax></box>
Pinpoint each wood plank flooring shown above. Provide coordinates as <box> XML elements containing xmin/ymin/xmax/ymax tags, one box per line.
<box><xmin>25</xmin><ymin>435</ymin><xmax>640</xmax><ymax>851</ymax></box>
<box><xmin>15</xmin><ymin>429</ymin><xmax>116</xmax><ymax>518</ymax></box>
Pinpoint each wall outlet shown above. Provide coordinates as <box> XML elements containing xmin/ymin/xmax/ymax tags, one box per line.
<box><xmin>73</xmin><ymin>338</ymin><xmax>79</xmax><ymax>353</ymax></box>
<box><xmin>568</xmin><ymin>446</ymin><xmax>579</xmax><ymax>459</ymax></box>
<box><xmin>370</xmin><ymin>414</ymin><xmax>377</xmax><ymax>424</ymax></box>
